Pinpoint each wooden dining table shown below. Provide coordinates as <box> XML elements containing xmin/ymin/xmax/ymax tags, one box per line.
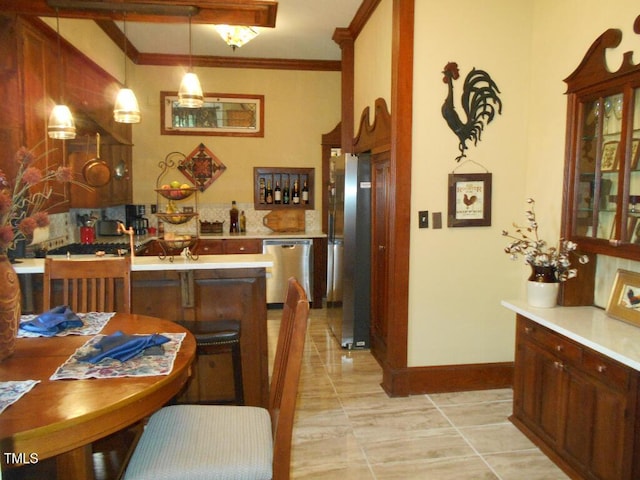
<box><xmin>0</xmin><ymin>312</ymin><xmax>196</xmax><ymax>479</ymax></box>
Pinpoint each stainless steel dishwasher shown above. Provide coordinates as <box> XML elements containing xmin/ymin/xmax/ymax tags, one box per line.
<box><xmin>263</xmin><ymin>239</ymin><xmax>313</xmax><ymax>304</ymax></box>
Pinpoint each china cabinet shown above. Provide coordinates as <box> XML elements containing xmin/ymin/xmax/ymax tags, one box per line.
<box><xmin>562</xmin><ymin>15</ymin><xmax>640</xmax><ymax>304</ymax></box>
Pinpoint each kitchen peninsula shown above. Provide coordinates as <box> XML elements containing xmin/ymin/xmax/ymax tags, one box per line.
<box><xmin>13</xmin><ymin>254</ymin><xmax>273</xmax><ymax>407</ymax></box>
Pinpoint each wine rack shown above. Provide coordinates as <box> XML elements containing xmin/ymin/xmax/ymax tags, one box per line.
<box><xmin>253</xmin><ymin>167</ymin><xmax>314</xmax><ymax>210</ymax></box>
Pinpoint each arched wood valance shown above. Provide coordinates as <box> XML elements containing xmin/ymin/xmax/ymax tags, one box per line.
<box><xmin>353</xmin><ymin>97</ymin><xmax>391</xmax><ymax>153</ymax></box>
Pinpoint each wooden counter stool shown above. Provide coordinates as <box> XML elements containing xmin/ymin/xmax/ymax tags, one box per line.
<box><xmin>178</xmin><ymin>319</ymin><xmax>244</xmax><ymax>405</ymax></box>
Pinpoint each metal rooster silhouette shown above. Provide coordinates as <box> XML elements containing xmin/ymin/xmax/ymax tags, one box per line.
<box><xmin>441</xmin><ymin>62</ymin><xmax>502</xmax><ymax>161</ymax></box>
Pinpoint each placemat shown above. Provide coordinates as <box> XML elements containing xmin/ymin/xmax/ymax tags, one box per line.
<box><xmin>18</xmin><ymin>312</ymin><xmax>115</xmax><ymax>338</ymax></box>
<box><xmin>50</xmin><ymin>332</ymin><xmax>186</xmax><ymax>380</ymax></box>
<box><xmin>0</xmin><ymin>380</ymin><xmax>40</xmax><ymax>414</ymax></box>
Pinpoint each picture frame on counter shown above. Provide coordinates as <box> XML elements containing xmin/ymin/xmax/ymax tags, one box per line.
<box><xmin>447</xmin><ymin>172</ymin><xmax>492</xmax><ymax>227</ymax></box>
<box><xmin>606</xmin><ymin>268</ymin><xmax>640</xmax><ymax>327</ymax></box>
<box><xmin>161</xmin><ymin>92</ymin><xmax>264</xmax><ymax>137</ymax></box>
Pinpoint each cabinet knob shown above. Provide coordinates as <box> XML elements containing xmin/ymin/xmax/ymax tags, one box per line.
<box><xmin>239</xmin><ymin>246</ymin><xmax>245</xmax><ymax>251</ymax></box>
<box><xmin>554</xmin><ymin>361</ymin><xmax>564</xmax><ymax>370</ymax></box>
<box><xmin>555</xmin><ymin>345</ymin><xmax>563</xmax><ymax>352</ymax></box>
<box><xmin>524</xmin><ymin>327</ymin><xmax>533</xmax><ymax>334</ymax></box>
<box><xmin>597</xmin><ymin>365</ymin><xmax>607</xmax><ymax>373</ymax></box>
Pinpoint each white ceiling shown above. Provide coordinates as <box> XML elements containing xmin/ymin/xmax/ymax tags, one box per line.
<box><xmin>121</xmin><ymin>0</ymin><xmax>362</xmax><ymax>61</ymax></box>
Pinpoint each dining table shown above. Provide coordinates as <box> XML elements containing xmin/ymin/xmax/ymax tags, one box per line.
<box><xmin>0</xmin><ymin>312</ymin><xmax>196</xmax><ymax>480</ymax></box>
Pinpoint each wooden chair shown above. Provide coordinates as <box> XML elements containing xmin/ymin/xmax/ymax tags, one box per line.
<box><xmin>42</xmin><ymin>256</ymin><xmax>132</xmax><ymax>313</ymax></box>
<box><xmin>123</xmin><ymin>277</ymin><xmax>310</xmax><ymax>480</ymax></box>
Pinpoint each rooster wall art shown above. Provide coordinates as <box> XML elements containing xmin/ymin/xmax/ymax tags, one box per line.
<box><xmin>441</xmin><ymin>62</ymin><xmax>503</xmax><ymax>161</ymax></box>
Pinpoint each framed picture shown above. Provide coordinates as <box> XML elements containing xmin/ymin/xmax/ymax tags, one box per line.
<box><xmin>601</xmin><ymin>141</ymin><xmax>619</xmax><ymax>171</ymax></box>
<box><xmin>631</xmin><ymin>139</ymin><xmax>640</xmax><ymax>170</ymax></box>
<box><xmin>606</xmin><ymin>269</ymin><xmax>640</xmax><ymax>326</ymax></box>
<box><xmin>161</xmin><ymin>92</ymin><xmax>264</xmax><ymax>137</ymax></box>
<box><xmin>447</xmin><ymin>173</ymin><xmax>492</xmax><ymax>227</ymax></box>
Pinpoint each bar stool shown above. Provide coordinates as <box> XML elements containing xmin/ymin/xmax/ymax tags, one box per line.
<box><xmin>179</xmin><ymin>319</ymin><xmax>244</xmax><ymax>405</ymax></box>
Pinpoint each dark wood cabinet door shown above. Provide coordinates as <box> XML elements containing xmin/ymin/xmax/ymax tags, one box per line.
<box><xmin>370</xmin><ymin>153</ymin><xmax>390</xmax><ymax>364</ymax></box>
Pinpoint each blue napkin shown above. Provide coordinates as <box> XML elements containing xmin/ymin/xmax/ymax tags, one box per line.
<box><xmin>19</xmin><ymin>305</ymin><xmax>83</xmax><ymax>337</ymax></box>
<box><xmin>80</xmin><ymin>330</ymin><xmax>170</xmax><ymax>363</ymax></box>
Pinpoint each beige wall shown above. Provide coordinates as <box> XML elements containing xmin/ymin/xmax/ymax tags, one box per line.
<box><xmin>404</xmin><ymin>0</ymin><xmax>640</xmax><ymax>368</ymax></box>
<box><xmin>47</xmin><ymin>19</ymin><xmax>341</xmax><ymax>209</ymax></box>
<box><xmin>129</xmin><ymin>66</ymin><xmax>340</xmax><ymax>206</ymax></box>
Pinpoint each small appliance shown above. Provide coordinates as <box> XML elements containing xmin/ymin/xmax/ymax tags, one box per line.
<box><xmin>125</xmin><ymin>204</ymin><xmax>149</xmax><ymax>235</ymax></box>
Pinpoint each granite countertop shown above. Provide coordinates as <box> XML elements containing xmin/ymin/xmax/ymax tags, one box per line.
<box><xmin>502</xmin><ymin>299</ymin><xmax>640</xmax><ymax>371</ymax></box>
<box><xmin>12</xmin><ymin>254</ymin><xmax>274</xmax><ymax>274</ymax></box>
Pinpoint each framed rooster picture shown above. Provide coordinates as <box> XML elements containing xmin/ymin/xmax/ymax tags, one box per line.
<box><xmin>447</xmin><ymin>173</ymin><xmax>492</xmax><ymax>227</ymax></box>
<box><xmin>606</xmin><ymin>269</ymin><xmax>640</xmax><ymax>327</ymax></box>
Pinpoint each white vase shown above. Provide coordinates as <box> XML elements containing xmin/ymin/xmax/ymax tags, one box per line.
<box><xmin>527</xmin><ymin>281</ymin><xmax>559</xmax><ymax>308</ymax></box>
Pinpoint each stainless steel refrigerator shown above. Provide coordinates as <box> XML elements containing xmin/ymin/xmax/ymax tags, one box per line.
<box><xmin>326</xmin><ymin>153</ymin><xmax>371</xmax><ymax>349</ymax></box>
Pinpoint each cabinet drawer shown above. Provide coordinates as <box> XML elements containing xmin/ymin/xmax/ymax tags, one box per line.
<box><xmin>195</xmin><ymin>240</ymin><xmax>224</xmax><ymax>255</ymax></box>
<box><xmin>582</xmin><ymin>349</ymin><xmax>630</xmax><ymax>391</ymax></box>
<box><xmin>518</xmin><ymin>317</ymin><xmax>582</xmax><ymax>363</ymax></box>
<box><xmin>224</xmin><ymin>239</ymin><xmax>261</xmax><ymax>254</ymax></box>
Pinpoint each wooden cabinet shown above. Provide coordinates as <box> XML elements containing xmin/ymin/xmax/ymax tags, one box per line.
<box><xmin>253</xmin><ymin>167</ymin><xmax>314</xmax><ymax>210</ymax></box>
<box><xmin>561</xmin><ymin>16</ymin><xmax>640</xmax><ymax>304</ymax></box>
<box><xmin>1</xmin><ymin>15</ymin><xmax>132</xmax><ymax>210</ymax></box>
<box><xmin>193</xmin><ymin>238</ymin><xmax>262</xmax><ymax>255</ymax></box>
<box><xmin>131</xmin><ymin>268</ymin><xmax>268</xmax><ymax>407</ymax></box>
<box><xmin>512</xmin><ymin>315</ymin><xmax>639</xmax><ymax>480</ymax></box>
<box><xmin>370</xmin><ymin>151</ymin><xmax>391</xmax><ymax>366</ymax></box>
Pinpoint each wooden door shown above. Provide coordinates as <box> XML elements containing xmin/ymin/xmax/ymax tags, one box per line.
<box><xmin>370</xmin><ymin>151</ymin><xmax>390</xmax><ymax>364</ymax></box>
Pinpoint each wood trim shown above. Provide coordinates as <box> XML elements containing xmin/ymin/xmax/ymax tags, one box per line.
<box><xmin>348</xmin><ymin>0</ymin><xmax>382</xmax><ymax>38</ymax></box>
<box><xmin>333</xmin><ymin>28</ymin><xmax>355</xmax><ymax>150</ymax></box>
<box><xmin>0</xmin><ymin>0</ymin><xmax>278</xmax><ymax>26</ymax></box>
<box><xmin>353</xmin><ymin>98</ymin><xmax>392</xmax><ymax>154</ymax></box>
<box><xmin>407</xmin><ymin>362</ymin><xmax>514</xmax><ymax>395</ymax></box>
<box><xmin>136</xmin><ymin>52</ymin><xmax>341</xmax><ymax>71</ymax></box>
<box><xmin>382</xmin><ymin>0</ymin><xmax>413</xmax><ymax>395</ymax></box>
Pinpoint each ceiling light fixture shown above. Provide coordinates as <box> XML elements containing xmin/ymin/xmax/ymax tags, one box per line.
<box><xmin>48</xmin><ymin>12</ymin><xmax>76</xmax><ymax>140</ymax></box>
<box><xmin>214</xmin><ymin>25</ymin><xmax>259</xmax><ymax>50</ymax></box>
<box><xmin>178</xmin><ymin>15</ymin><xmax>203</xmax><ymax>108</ymax></box>
<box><xmin>113</xmin><ymin>13</ymin><xmax>141</xmax><ymax>123</ymax></box>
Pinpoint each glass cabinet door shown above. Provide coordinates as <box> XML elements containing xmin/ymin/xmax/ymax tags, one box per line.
<box><xmin>575</xmin><ymin>94</ymin><xmax>624</xmax><ymax>241</ymax></box>
<box><xmin>627</xmin><ymin>88</ymin><xmax>640</xmax><ymax>244</ymax></box>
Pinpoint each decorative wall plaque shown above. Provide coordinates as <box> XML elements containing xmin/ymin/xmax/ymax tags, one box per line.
<box><xmin>178</xmin><ymin>143</ymin><xmax>226</xmax><ymax>192</ymax></box>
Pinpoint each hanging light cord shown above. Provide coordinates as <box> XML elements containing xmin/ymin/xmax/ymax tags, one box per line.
<box><xmin>122</xmin><ymin>13</ymin><xmax>128</xmax><ymax>87</ymax></box>
<box><xmin>188</xmin><ymin>14</ymin><xmax>194</xmax><ymax>72</ymax></box>
<box><xmin>55</xmin><ymin>10</ymin><xmax>65</xmax><ymax>103</ymax></box>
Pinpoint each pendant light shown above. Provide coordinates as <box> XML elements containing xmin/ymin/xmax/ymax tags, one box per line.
<box><xmin>114</xmin><ymin>13</ymin><xmax>141</xmax><ymax>123</ymax></box>
<box><xmin>178</xmin><ymin>15</ymin><xmax>203</xmax><ymax>108</ymax></box>
<box><xmin>48</xmin><ymin>12</ymin><xmax>76</xmax><ymax>140</ymax></box>
<box><xmin>214</xmin><ymin>25</ymin><xmax>259</xmax><ymax>50</ymax></box>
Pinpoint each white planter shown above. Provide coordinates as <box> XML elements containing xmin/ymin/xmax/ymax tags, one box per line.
<box><xmin>527</xmin><ymin>281</ymin><xmax>559</xmax><ymax>308</ymax></box>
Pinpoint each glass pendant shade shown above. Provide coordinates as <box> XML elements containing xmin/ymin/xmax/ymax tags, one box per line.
<box><xmin>214</xmin><ymin>25</ymin><xmax>259</xmax><ymax>49</ymax></box>
<box><xmin>178</xmin><ymin>72</ymin><xmax>204</xmax><ymax>108</ymax></box>
<box><xmin>114</xmin><ymin>88</ymin><xmax>141</xmax><ymax>123</ymax></box>
<box><xmin>47</xmin><ymin>104</ymin><xmax>76</xmax><ymax>139</ymax></box>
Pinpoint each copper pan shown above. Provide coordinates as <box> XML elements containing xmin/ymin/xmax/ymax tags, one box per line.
<box><xmin>82</xmin><ymin>133</ymin><xmax>111</xmax><ymax>187</ymax></box>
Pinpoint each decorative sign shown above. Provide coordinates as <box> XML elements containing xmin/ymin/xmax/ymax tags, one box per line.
<box><xmin>447</xmin><ymin>173</ymin><xmax>492</xmax><ymax>227</ymax></box>
<box><xmin>178</xmin><ymin>143</ymin><xmax>226</xmax><ymax>192</ymax></box>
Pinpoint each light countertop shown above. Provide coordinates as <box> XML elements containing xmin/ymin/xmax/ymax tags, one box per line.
<box><xmin>12</xmin><ymin>254</ymin><xmax>273</xmax><ymax>274</ymax></box>
<box><xmin>502</xmin><ymin>299</ymin><xmax>640</xmax><ymax>371</ymax></box>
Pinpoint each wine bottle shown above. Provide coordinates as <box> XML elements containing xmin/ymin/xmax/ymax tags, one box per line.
<box><xmin>259</xmin><ymin>178</ymin><xmax>266</xmax><ymax>204</ymax></box>
<box><xmin>274</xmin><ymin>181</ymin><xmax>282</xmax><ymax>204</ymax></box>
<box><xmin>283</xmin><ymin>180</ymin><xmax>290</xmax><ymax>204</ymax></box>
<box><xmin>302</xmin><ymin>180</ymin><xmax>309</xmax><ymax>204</ymax></box>
<box><xmin>292</xmin><ymin>180</ymin><xmax>300</xmax><ymax>204</ymax></box>
<box><xmin>266</xmin><ymin>180</ymin><xmax>273</xmax><ymax>204</ymax></box>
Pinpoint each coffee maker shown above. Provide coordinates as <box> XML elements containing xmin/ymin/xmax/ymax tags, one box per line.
<box><xmin>125</xmin><ymin>204</ymin><xmax>149</xmax><ymax>235</ymax></box>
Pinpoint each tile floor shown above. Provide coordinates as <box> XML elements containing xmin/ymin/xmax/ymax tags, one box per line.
<box><xmin>269</xmin><ymin>307</ymin><xmax>570</xmax><ymax>480</ymax></box>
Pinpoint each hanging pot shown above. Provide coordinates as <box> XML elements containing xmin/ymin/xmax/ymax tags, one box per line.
<box><xmin>83</xmin><ymin>133</ymin><xmax>111</xmax><ymax>187</ymax></box>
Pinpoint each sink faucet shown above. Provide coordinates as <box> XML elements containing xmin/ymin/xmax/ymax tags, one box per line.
<box><xmin>117</xmin><ymin>221</ymin><xmax>135</xmax><ymax>260</ymax></box>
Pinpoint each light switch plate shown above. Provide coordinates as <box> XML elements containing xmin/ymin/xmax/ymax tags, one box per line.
<box><xmin>418</xmin><ymin>211</ymin><xmax>428</xmax><ymax>228</ymax></box>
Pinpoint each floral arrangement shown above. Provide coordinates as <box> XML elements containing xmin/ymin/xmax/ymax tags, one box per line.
<box><xmin>502</xmin><ymin>198</ymin><xmax>588</xmax><ymax>281</ymax></box>
<box><xmin>0</xmin><ymin>144</ymin><xmax>88</xmax><ymax>255</ymax></box>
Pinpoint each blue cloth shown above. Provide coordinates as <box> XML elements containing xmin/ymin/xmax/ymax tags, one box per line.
<box><xmin>80</xmin><ymin>330</ymin><xmax>170</xmax><ymax>363</ymax></box>
<box><xmin>19</xmin><ymin>305</ymin><xmax>83</xmax><ymax>337</ymax></box>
